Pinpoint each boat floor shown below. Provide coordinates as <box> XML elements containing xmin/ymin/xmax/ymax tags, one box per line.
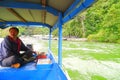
<box><xmin>0</xmin><ymin>58</ymin><xmax>68</xmax><ymax>80</ymax></box>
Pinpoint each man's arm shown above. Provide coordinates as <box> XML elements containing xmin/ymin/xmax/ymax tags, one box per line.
<box><xmin>2</xmin><ymin>37</ymin><xmax>14</xmax><ymax>58</ymax></box>
<box><xmin>20</xmin><ymin>41</ymin><xmax>30</xmax><ymax>51</ymax></box>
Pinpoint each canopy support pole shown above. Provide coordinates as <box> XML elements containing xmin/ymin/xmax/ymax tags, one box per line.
<box><xmin>49</xmin><ymin>28</ymin><xmax>52</xmax><ymax>50</ymax></box>
<box><xmin>58</xmin><ymin>12</ymin><xmax>63</xmax><ymax>67</ymax></box>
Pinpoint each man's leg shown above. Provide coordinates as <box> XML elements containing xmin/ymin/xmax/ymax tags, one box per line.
<box><xmin>1</xmin><ymin>55</ymin><xmax>17</xmax><ymax>67</ymax></box>
<box><xmin>1</xmin><ymin>55</ymin><xmax>23</xmax><ymax>67</ymax></box>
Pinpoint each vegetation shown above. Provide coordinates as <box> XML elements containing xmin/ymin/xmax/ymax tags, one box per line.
<box><xmin>0</xmin><ymin>26</ymin><xmax>49</xmax><ymax>37</ymax></box>
<box><xmin>86</xmin><ymin>0</ymin><xmax>120</xmax><ymax>43</ymax></box>
<box><xmin>52</xmin><ymin>0</ymin><xmax>120</xmax><ymax>43</ymax></box>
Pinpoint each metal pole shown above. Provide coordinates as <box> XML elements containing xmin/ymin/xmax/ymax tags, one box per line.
<box><xmin>58</xmin><ymin>12</ymin><xmax>62</xmax><ymax>67</ymax></box>
<box><xmin>49</xmin><ymin>28</ymin><xmax>52</xmax><ymax>50</ymax></box>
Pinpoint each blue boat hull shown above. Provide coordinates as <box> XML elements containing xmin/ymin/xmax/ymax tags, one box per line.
<box><xmin>0</xmin><ymin>52</ymin><xmax>69</xmax><ymax>80</ymax></box>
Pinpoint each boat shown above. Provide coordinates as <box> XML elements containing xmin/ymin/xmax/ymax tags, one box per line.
<box><xmin>0</xmin><ymin>0</ymin><xmax>96</xmax><ymax>80</ymax></box>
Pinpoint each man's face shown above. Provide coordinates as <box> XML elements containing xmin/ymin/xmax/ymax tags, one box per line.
<box><xmin>9</xmin><ymin>29</ymin><xmax>18</xmax><ymax>38</ymax></box>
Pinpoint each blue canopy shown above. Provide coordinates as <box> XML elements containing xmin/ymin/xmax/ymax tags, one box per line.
<box><xmin>0</xmin><ymin>0</ymin><xmax>96</xmax><ymax>30</ymax></box>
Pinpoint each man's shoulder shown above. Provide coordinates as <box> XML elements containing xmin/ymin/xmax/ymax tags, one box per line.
<box><xmin>4</xmin><ymin>36</ymin><xmax>9</xmax><ymax>39</ymax></box>
<box><xmin>3</xmin><ymin>36</ymin><xmax>10</xmax><ymax>42</ymax></box>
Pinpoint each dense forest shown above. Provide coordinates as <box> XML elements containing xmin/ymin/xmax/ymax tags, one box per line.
<box><xmin>60</xmin><ymin>0</ymin><xmax>120</xmax><ymax>43</ymax></box>
<box><xmin>0</xmin><ymin>0</ymin><xmax>120</xmax><ymax>43</ymax></box>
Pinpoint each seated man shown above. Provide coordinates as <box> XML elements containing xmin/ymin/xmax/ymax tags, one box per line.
<box><xmin>0</xmin><ymin>27</ymin><xmax>35</xmax><ymax>68</ymax></box>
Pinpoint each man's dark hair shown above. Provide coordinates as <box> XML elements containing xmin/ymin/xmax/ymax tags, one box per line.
<box><xmin>9</xmin><ymin>27</ymin><xmax>19</xmax><ymax>32</ymax></box>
